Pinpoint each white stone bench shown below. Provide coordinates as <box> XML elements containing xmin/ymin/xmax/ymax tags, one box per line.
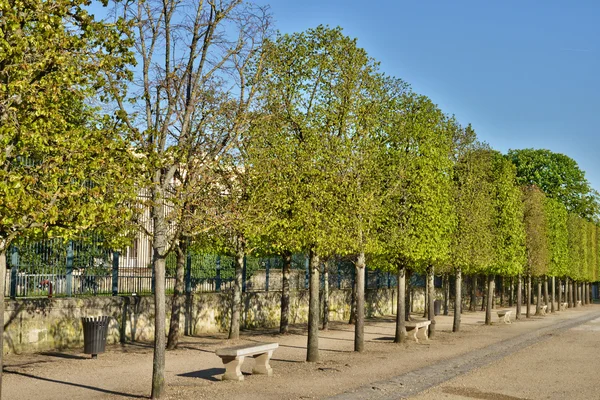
<box><xmin>538</xmin><ymin>305</ymin><xmax>548</xmax><ymax>315</ymax></box>
<box><xmin>577</xmin><ymin>300</ymin><xmax>582</xmax><ymax>306</ymax></box>
<box><xmin>496</xmin><ymin>310</ymin><xmax>512</xmax><ymax>324</ymax></box>
<box><xmin>561</xmin><ymin>302</ymin><xmax>568</xmax><ymax>310</ymax></box>
<box><xmin>216</xmin><ymin>342</ymin><xmax>278</xmax><ymax>381</ymax></box>
<box><xmin>405</xmin><ymin>321</ymin><xmax>431</xmax><ymax>343</ymax></box>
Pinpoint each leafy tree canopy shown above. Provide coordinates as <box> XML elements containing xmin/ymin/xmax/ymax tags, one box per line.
<box><xmin>507</xmin><ymin>149</ymin><xmax>599</xmax><ymax>220</ymax></box>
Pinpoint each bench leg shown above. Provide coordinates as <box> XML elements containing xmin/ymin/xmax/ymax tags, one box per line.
<box><xmin>221</xmin><ymin>356</ymin><xmax>245</xmax><ymax>381</ymax></box>
<box><xmin>252</xmin><ymin>350</ymin><xmax>274</xmax><ymax>376</ymax></box>
<box><xmin>413</xmin><ymin>328</ymin><xmax>419</xmax><ymax>343</ymax></box>
<box><xmin>505</xmin><ymin>314</ymin><xmax>511</xmax><ymax>324</ymax></box>
<box><xmin>422</xmin><ymin>326</ymin><xmax>430</xmax><ymax>342</ymax></box>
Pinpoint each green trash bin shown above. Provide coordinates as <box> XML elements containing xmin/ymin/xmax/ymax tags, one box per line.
<box><xmin>82</xmin><ymin>316</ymin><xmax>109</xmax><ymax>359</ymax></box>
<box><xmin>433</xmin><ymin>300</ymin><xmax>441</xmax><ymax>316</ymax></box>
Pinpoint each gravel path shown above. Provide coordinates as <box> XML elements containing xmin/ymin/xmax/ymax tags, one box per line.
<box><xmin>4</xmin><ymin>305</ymin><xmax>599</xmax><ymax>400</ymax></box>
<box><xmin>328</xmin><ymin>310</ymin><xmax>600</xmax><ymax>400</ymax></box>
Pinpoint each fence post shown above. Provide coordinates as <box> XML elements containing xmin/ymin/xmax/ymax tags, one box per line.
<box><xmin>387</xmin><ymin>271</ymin><xmax>391</xmax><ymax>289</ymax></box>
<box><xmin>215</xmin><ymin>255</ymin><xmax>221</xmax><ymax>292</ymax></box>
<box><xmin>265</xmin><ymin>258</ymin><xmax>270</xmax><ymax>292</ymax></box>
<box><xmin>185</xmin><ymin>252</ymin><xmax>192</xmax><ymax>294</ymax></box>
<box><xmin>151</xmin><ymin>263</ymin><xmax>155</xmax><ymax>294</ymax></box>
<box><xmin>337</xmin><ymin>261</ymin><xmax>341</xmax><ymax>289</ymax></box>
<box><xmin>305</xmin><ymin>255</ymin><xmax>309</xmax><ymax>290</ymax></box>
<box><xmin>10</xmin><ymin>246</ymin><xmax>18</xmax><ymax>299</ymax></box>
<box><xmin>242</xmin><ymin>255</ymin><xmax>247</xmax><ymax>293</ymax></box>
<box><xmin>66</xmin><ymin>241</ymin><xmax>73</xmax><ymax>297</ymax></box>
<box><xmin>112</xmin><ymin>251</ymin><xmax>119</xmax><ymax>296</ymax></box>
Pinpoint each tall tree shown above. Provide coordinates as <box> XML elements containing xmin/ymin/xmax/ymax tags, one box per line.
<box><xmin>380</xmin><ymin>93</ymin><xmax>455</xmax><ymax>340</ymax></box>
<box><xmin>108</xmin><ymin>1</ymin><xmax>270</xmax><ymax>396</ymax></box>
<box><xmin>521</xmin><ymin>185</ymin><xmax>550</xmax><ymax>316</ymax></box>
<box><xmin>0</xmin><ymin>1</ymin><xmax>138</xmax><ymax>396</ymax></box>
<box><xmin>247</xmin><ymin>26</ymin><xmax>372</xmax><ymax>362</ymax></box>
<box><xmin>452</xmin><ymin>146</ymin><xmax>495</xmax><ymax>331</ymax></box>
<box><xmin>544</xmin><ymin>197</ymin><xmax>569</xmax><ymax>311</ymax></box>
<box><xmin>485</xmin><ymin>154</ymin><xmax>526</xmax><ymax>324</ymax></box>
<box><xmin>508</xmin><ymin>149</ymin><xmax>599</xmax><ymax>219</ymax></box>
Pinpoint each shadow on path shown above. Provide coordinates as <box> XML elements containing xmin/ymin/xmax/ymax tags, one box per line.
<box><xmin>4</xmin><ymin>369</ymin><xmax>148</xmax><ymax>399</ymax></box>
<box><xmin>178</xmin><ymin>367</ymin><xmax>224</xmax><ymax>382</ymax></box>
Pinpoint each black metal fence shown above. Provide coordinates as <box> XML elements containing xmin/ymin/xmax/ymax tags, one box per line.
<box><xmin>5</xmin><ymin>237</ymin><xmax>398</xmax><ymax>298</ymax></box>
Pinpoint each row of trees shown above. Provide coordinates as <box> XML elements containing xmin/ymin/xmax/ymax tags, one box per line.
<box><xmin>2</xmin><ymin>1</ymin><xmax>599</xmax><ymax>399</ymax></box>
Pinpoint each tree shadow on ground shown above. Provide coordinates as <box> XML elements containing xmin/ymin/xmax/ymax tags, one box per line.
<box><xmin>178</xmin><ymin>367</ymin><xmax>225</xmax><ymax>382</ymax></box>
<box><xmin>39</xmin><ymin>351</ymin><xmax>88</xmax><ymax>360</ymax></box>
<box><xmin>4</xmin><ymin>369</ymin><xmax>147</xmax><ymax>398</ymax></box>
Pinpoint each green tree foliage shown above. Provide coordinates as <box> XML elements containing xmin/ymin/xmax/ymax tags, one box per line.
<box><xmin>521</xmin><ymin>186</ymin><xmax>549</xmax><ymax>277</ymax></box>
<box><xmin>0</xmin><ymin>0</ymin><xmax>137</xmax><ymax>250</ymax></box>
<box><xmin>452</xmin><ymin>147</ymin><xmax>495</xmax><ymax>275</ymax></box>
<box><xmin>248</xmin><ymin>26</ymin><xmax>384</xmax><ymax>361</ymax></box>
<box><xmin>544</xmin><ymin>197</ymin><xmax>569</xmax><ymax>277</ymax></box>
<box><xmin>380</xmin><ymin>93</ymin><xmax>455</xmax><ymax>271</ymax></box>
<box><xmin>507</xmin><ymin>149</ymin><xmax>599</xmax><ymax>219</ymax></box>
<box><xmin>489</xmin><ymin>154</ymin><xmax>526</xmax><ymax>277</ymax></box>
<box><xmin>566</xmin><ymin>214</ymin><xmax>586</xmax><ymax>281</ymax></box>
<box><xmin>0</xmin><ymin>0</ymin><xmax>139</xmax><ymax>395</ymax></box>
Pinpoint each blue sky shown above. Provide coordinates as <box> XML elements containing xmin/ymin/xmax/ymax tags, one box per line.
<box><xmin>254</xmin><ymin>0</ymin><xmax>600</xmax><ymax>190</ymax></box>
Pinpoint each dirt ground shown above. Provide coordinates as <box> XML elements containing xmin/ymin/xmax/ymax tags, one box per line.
<box><xmin>4</xmin><ymin>304</ymin><xmax>599</xmax><ymax>400</ymax></box>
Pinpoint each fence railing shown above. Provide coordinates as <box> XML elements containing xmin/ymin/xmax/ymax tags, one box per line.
<box><xmin>5</xmin><ymin>237</ymin><xmax>399</xmax><ymax>298</ymax></box>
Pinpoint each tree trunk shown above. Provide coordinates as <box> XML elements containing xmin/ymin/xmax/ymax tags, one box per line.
<box><xmin>151</xmin><ymin>192</ymin><xmax>168</xmax><ymax>399</ymax></box>
<box><xmin>469</xmin><ymin>275</ymin><xmax>477</xmax><ymax>311</ymax></box>
<box><xmin>481</xmin><ymin>276</ymin><xmax>487</xmax><ymax>311</ymax></box>
<box><xmin>0</xmin><ymin>243</ymin><xmax>6</xmax><ymax>396</ymax></box>
<box><xmin>423</xmin><ymin>274</ymin><xmax>429</xmax><ymax>318</ymax></box>
<box><xmin>395</xmin><ymin>266</ymin><xmax>406</xmax><ymax>343</ymax></box>
<box><xmin>354</xmin><ymin>253</ymin><xmax>365</xmax><ymax>352</ymax></box>
<box><xmin>558</xmin><ymin>278</ymin><xmax>562</xmax><ymax>310</ymax></box>
<box><xmin>405</xmin><ymin>270</ymin><xmax>412</xmax><ymax>321</ymax></box>
<box><xmin>536</xmin><ymin>279</ymin><xmax>542</xmax><ymax>315</ymax></box>
<box><xmin>307</xmin><ymin>249</ymin><xmax>320</xmax><ymax>362</ymax></box>
<box><xmin>543</xmin><ymin>276</ymin><xmax>549</xmax><ymax>307</ymax></box>
<box><xmin>566</xmin><ymin>277</ymin><xmax>571</xmax><ymax>308</ymax></box>
<box><xmin>526</xmin><ymin>274</ymin><xmax>531</xmax><ymax>318</ymax></box>
<box><xmin>443</xmin><ymin>274</ymin><xmax>449</xmax><ymax>316</ymax></box>
<box><xmin>453</xmin><ymin>267</ymin><xmax>462</xmax><ymax>332</ymax></box>
<box><xmin>516</xmin><ymin>274</ymin><xmax>522</xmax><ymax>320</ymax></box>
<box><xmin>229</xmin><ymin>237</ymin><xmax>244</xmax><ymax>340</ymax></box>
<box><xmin>322</xmin><ymin>261</ymin><xmax>330</xmax><ymax>331</ymax></box>
<box><xmin>551</xmin><ymin>276</ymin><xmax>556</xmax><ymax>313</ymax></box>
<box><xmin>509</xmin><ymin>276</ymin><xmax>514</xmax><ymax>307</ymax></box>
<box><xmin>167</xmin><ymin>239</ymin><xmax>187</xmax><ymax>349</ymax></box>
<box><xmin>586</xmin><ymin>282</ymin><xmax>590</xmax><ymax>304</ymax></box>
<box><xmin>349</xmin><ymin>274</ymin><xmax>357</xmax><ymax>324</ymax></box>
<box><xmin>499</xmin><ymin>276</ymin><xmax>504</xmax><ymax>307</ymax></box>
<box><xmin>280</xmin><ymin>251</ymin><xmax>291</xmax><ymax>334</ymax></box>
<box><xmin>427</xmin><ymin>266</ymin><xmax>436</xmax><ymax>338</ymax></box>
<box><xmin>485</xmin><ymin>275</ymin><xmax>494</xmax><ymax>325</ymax></box>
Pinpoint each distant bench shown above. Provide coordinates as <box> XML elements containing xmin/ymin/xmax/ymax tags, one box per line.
<box><xmin>496</xmin><ymin>310</ymin><xmax>512</xmax><ymax>324</ymax></box>
<box><xmin>216</xmin><ymin>342</ymin><xmax>278</xmax><ymax>381</ymax></box>
<box><xmin>405</xmin><ymin>320</ymin><xmax>431</xmax><ymax>343</ymax></box>
<box><xmin>561</xmin><ymin>302</ymin><xmax>568</xmax><ymax>310</ymax></box>
<box><xmin>577</xmin><ymin>300</ymin><xmax>582</xmax><ymax>307</ymax></box>
<box><xmin>538</xmin><ymin>305</ymin><xmax>548</xmax><ymax>315</ymax></box>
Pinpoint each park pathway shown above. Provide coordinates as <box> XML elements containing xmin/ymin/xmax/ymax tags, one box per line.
<box><xmin>328</xmin><ymin>310</ymin><xmax>600</xmax><ymax>400</ymax></box>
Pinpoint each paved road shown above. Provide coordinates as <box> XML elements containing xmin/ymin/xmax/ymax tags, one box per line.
<box><xmin>328</xmin><ymin>309</ymin><xmax>600</xmax><ymax>400</ymax></box>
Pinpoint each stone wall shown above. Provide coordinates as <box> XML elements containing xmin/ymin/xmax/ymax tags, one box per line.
<box><xmin>3</xmin><ymin>287</ymin><xmax>437</xmax><ymax>354</ymax></box>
